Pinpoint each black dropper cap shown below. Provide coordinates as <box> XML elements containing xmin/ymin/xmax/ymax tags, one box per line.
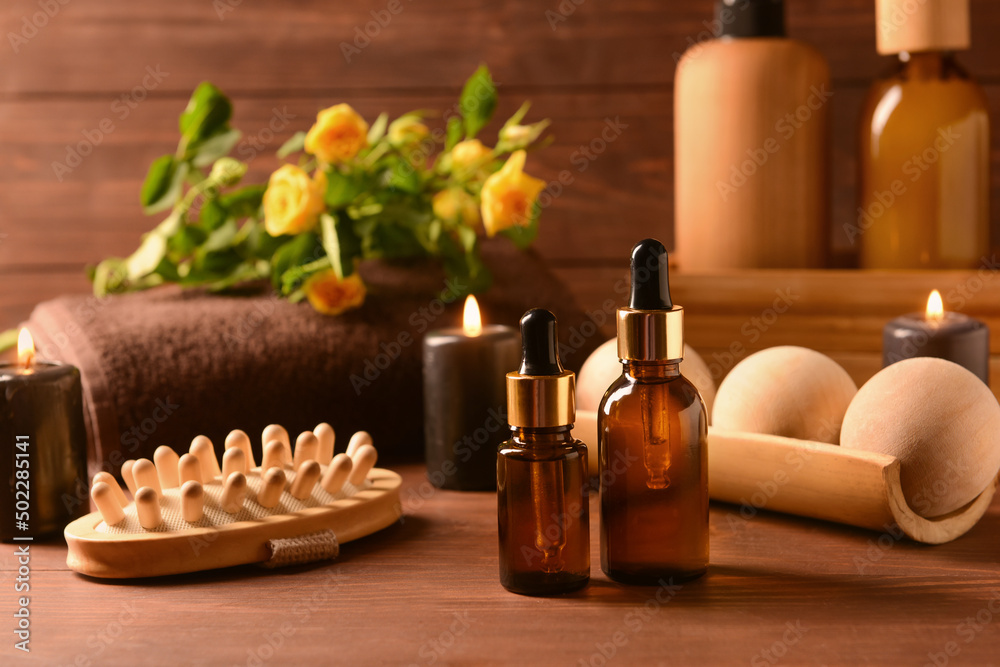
<box><xmin>629</xmin><ymin>238</ymin><xmax>673</xmax><ymax>311</ymax></box>
<box><xmin>618</xmin><ymin>239</ymin><xmax>684</xmax><ymax>361</ymax></box>
<box><xmin>507</xmin><ymin>309</ymin><xmax>575</xmax><ymax>428</ymax></box>
<box><xmin>716</xmin><ymin>0</ymin><xmax>786</xmax><ymax>39</ymax></box>
<box><xmin>519</xmin><ymin>308</ymin><xmax>564</xmax><ymax>376</ymax></box>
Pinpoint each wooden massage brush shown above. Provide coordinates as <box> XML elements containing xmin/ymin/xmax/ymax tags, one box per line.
<box><xmin>65</xmin><ymin>423</ymin><xmax>402</xmax><ymax>578</ymax></box>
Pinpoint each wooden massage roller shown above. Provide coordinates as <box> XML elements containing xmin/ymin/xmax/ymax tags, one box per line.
<box><xmin>65</xmin><ymin>423</ymin><xmax>402</xmax><ymax>578</ymax></box>
<box><xmin>709</xmin><ymin>349</ymin><xmax>1000</xmax><ymax>544</ymax></box>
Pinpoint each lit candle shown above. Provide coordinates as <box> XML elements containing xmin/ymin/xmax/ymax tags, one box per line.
<box><xmin>1</xmin><ymin>329</ymin><xmax>88</xmax><ymax>541</ymax></box>
<box><xmin>422</xmin><ymin>296</ymin><xmax>520</xmax><ymax>491</ymax></box>
<box><xmin>883</xmin><ymin>290</ymin><xmax>990</xmax><ymax>384</ymax></box>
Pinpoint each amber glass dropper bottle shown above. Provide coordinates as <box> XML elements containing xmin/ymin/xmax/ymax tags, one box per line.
<box><xmin>599</xmin><ymin>239</ymin><xmax>708</xmax><ymax>584</ymax></box>
<box><xmin>497</xmin><ymin>308</ymin><xmax>590</xmax><ymax>595</ymax></box>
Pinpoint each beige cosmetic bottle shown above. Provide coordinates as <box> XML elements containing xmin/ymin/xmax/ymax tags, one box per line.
<box><xmin>674</xmin><ymin>0</ymin><xmax>830</xmax><ymax>269</ymax></box>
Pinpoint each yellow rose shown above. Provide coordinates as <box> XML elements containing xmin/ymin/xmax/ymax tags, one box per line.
<box><xmin>388</xmin><ymin>116</ymin><xmax>430</xmax><ymax>148</ymax></box>
<box><xmin>450</xmin><ymin>139</ymin><xmax>491</xmax><ymax>171</ymax></box>
<box><xmin>303</xmin><ymin>270</ymin><xmax>367</xmax><ymax>315</ymax></box>
<box><xmin>304</xmin><ymin>104</ymin><xmax>369</xmax><ymax>163</ymax></box>
<box><xmin>432</xmin><ymin>188</ymin><xmax>480</xmax><ymax>227</ymax></box>
<box><xmin>262</xmin><ymin>164</ymin><xmax>327</xmax><ymax>237</ymax></box>
<box><xmin>480</xmin><ymin>150</ymin><xmax>546</xmax><ymax>237</ymax></box>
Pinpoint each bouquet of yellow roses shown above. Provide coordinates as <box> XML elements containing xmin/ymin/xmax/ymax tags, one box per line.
<box><xmin>91</xmin><ymin>66</ymin><xmax>551</xmax><ymax>315</ymax></box>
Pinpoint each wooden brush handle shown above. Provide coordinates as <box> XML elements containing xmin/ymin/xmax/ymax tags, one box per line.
<box><xmin>708</xmin><ymin>428</ymin><xmax>998</xmax><ymax>544</ymax></box>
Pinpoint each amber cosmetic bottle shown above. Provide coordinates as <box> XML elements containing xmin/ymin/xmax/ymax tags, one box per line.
<box><xmin>497</xmin><ymin>309</ymin><xmax>590</xmax><ymax>595</ymax></box>
<box><xmin>599</xmin><ymin>239</ymin><xmax>708</xmax><ymax>584</ymax></box>
<box><xmin>858</xmin><ymin>0</ymin><xmax>989</xmax><ymax>268</ymax></box>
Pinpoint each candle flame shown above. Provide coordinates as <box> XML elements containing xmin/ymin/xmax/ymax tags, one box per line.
<box><xmin>925</xmin><ymin>290</ymin><xmax>945</xmax><ymax>322</ymax></box>
<box><xmin>17</xmin><ymin>328</ymin><xmax>35</xmax><ymax>368</ymax></box>
<box><xmin>463</xmin><ymin>295</ymin><xmax>483</xmax><ymax>337</ymax></box>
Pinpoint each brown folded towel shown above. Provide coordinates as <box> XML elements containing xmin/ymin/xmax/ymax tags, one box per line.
<box><xmin>27</xmin><ymin>240</ymin><xmax>602</xmax><ymax>477</ymax></box>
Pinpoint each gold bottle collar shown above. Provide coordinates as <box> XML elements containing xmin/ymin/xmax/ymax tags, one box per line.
<box><xmin>506</xmin><ymin>371</ymin><xmax>576</xmax><ymax>429</ymax></box>
<box><xmin>617</xmin><ymin>306</ymin><xmax>684</xmax><ymax>362</ymax></box>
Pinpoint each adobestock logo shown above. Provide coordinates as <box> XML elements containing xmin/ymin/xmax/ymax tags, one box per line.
<box><xmin>51</xmin><ymin>66</ymin><xmax>170</xmax><ymax>182</ymax></box>
<box><xmin>716</xmin><ymin>84</ymin><xmax>833</xmax><ymax>202</ymax></box>
<box><xmin>845</xmin><ymin>127</ymin><xmax>960</xmax><ymax>244</ymax></box>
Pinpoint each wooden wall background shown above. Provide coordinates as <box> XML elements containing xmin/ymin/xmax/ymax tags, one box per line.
<box><xmin>2</xmin><ymin>0</ymin><xmax>999</xmax><ymax>332</ymax></box>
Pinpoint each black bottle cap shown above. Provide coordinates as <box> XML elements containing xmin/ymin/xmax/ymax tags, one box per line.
<box><xmin>716</xmin><ymin>0</ymin><xmax>786</xmax><ymax>39</ymax></box>
<box><xmin>518</xmin><ymin>308</ymin><xmax>564</xmax><ymax>376</ymax></box>
<box><xmin>629</xmin><ymin>239</ymin><xmax>673</xmax><ymax>311</ymax></box>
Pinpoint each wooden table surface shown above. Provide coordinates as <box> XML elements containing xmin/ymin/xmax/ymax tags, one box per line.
<box><xmin>2</xmin><ymin>463</ymin><xmax>999</xmax><ymax>666</ymax></box>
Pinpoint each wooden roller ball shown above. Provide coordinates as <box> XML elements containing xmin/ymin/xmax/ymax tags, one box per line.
<box><xmin>713</xmin><ymin>346</ymin><xmax>858</xmax><ymax>443</ymax></box>
<box><xmin>841</xmin><ymin>357</ymin><xmax>1000</xmax><ymax>518</ymax></box>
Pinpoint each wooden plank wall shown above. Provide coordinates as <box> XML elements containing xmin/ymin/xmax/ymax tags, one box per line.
<box><xmin>1</xmin><ymin>0</ymin><xmax>999</xmax><ymax>329</ymax></box>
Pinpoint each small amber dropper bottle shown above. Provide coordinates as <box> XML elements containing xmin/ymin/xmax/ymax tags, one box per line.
<box><xmin>497</xmin><ymin>308</ymin><xmax>590</xmax><ymax>595</ymax></box>
<box><xmin>599</xmin><ymin>239</ymin><xmax>708</xmax><ymax>584</ymax></box>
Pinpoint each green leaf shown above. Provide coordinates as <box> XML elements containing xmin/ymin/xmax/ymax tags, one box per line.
<box><xmin>438</xmin><ymin>232</ymin><xmax>491</xmax><ymax>296</ymax></box>
<box><xmin>199</xmin><ymin>197</ymin><xmax>228</xmax><ymax>231</ymax></box>
<box><xmin>320</xmin><ymin>213</ymin><xmax>344</xmax><ymax>279</ymax></box>
<box><xmin>502</xmin><ymin>101</ymin><xmax>531</xmax><ymax>129</ymax></box>
<box><xmin>461</xmin><ymin>248</ymin><xmax>493</xmax><ymax>294</ymax></box>
<box><xmin>367</xmin><ymin>113</ymin><xmax>389</xmax><ymax>144</ymax></box>
<box><xmin>276</xmin><ymin>131</ymin><xmax>307</xmax><ymax>159</ymax></box>
<box><xmin>387</xmin><ymin>159</ymin><xmax>420</xmax><ymax>194</ymax></box>
<box><xmin>280</xmin><ymin>257</ymin><xmax>331</xmax><ymax>295</ymax></box>
<box><xmin>270</xmin><ymin>233</ymin><xmax>322</xmax><ymax>289</ymax></box>
<box><xmin>192</xmin><ymin>128</ymin><xmax>242</xmax><ymax>167</ymax></box>
<box><xmin>153</xmin><ymin>257</ymin><xmax>182</xmax><ymax>282</ymax></box>
<box><xmin>92</xmin><ymin>258</ymin><xmax>129</xmax><ymax>296</ymax></box>
<box><xmin>141</xmin><ymin>155</ymin><xmax>188</xmax><ymax>214</ymax></box>
<box><xmin>363</xmin><ymin>221</ymin><xmax>425</xmax><ymax>260</ymax></box>
<box><xmin>320</xmin><ymin>212</ymin><xmax>363</xmax><ymax>277</ymax></box>
<box><xmin>445</xmin><ymin>116</ymin><xmax>463</xmax><ymax>151</ymax></box>
<box><xmin>459</xmin><ymin>65</ymin><xmax>497</xmax><ymax>139</ymax></box>
<box><xmin>167</xmin><ymin>224</ymin><xmax>207</xmax><ymax>257</ymax></box>
<box><xmin>219</xmin><ymin>185</ymin><xmax>266</xmax><ymax>219</ymax></box>
<box><xmin>126</xmin><ymin>232</ymin><xmax>168</xmax><ymax>279</ymax></box>
<box><xmin>193</xmin><ymin>248</ymin><xmax>242</xmax><ymax>276</ymax></box>
<box><xmin>202</xmin><ymin>219</ymin><xmax>238</xmax><ymax>253</ymax></box>
<box><xmin>205</xmin><ymin>260</ymin><xmax>269</xmax><ymax>291</ymax></box>
<box><xmin>456</xmin><ymin>224</ymin><xmax>477</xmax><ymax>254</ymax></box>
<box><xmin>499</xmin><ymin>202</ymin><xmax>541</xmax><ymax>249</ymax></box>
<box><xmin>243</xmin><ymin>223</ymin><xmax>285</xmax><ymax>261</ymax></box>
<box><xmin>124</xmin><ymin>209</ymin><xmax>186</xmax><ymax>278</ymax></box>
<box><xmin>334</xmin><ymin>214</ymin><xmax>362</xmax><ymax>275</ymax></box>
<box><xmin>192</xmin><ymin>218</ymin><xmax>243</xmax><ymax>278</ymax></box>
<box><xmin>151</xmin><ymin>161</ymin><xmax>188</xmax><ymax>215</ymax></box>
<box><xmin>427</xmin><ymin>218</ymin><xmax>442</xmax><ymax>246</ymax></box>
<box><xmin>179</xmin><ymin>82</ymin><xmax>233</xmax><ymax>148</ymax></box>
<box><xmin>324</xmin><ymin>169</ymin><xmax>367</xmax><ymax>208</ymax></box>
